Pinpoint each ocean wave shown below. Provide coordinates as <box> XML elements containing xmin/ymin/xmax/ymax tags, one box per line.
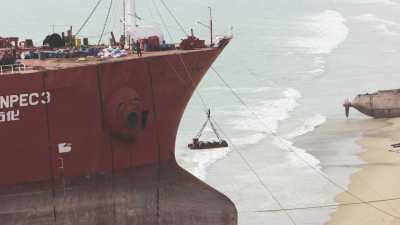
<box><xmin>340</xmin><ymin>0</ymin><xmax>398</xmax><ymax>5</ymax></box>
<box><xmin>233</xmin><ymin>87</ymin><xmax>272</xmax><ymax>94</ymax></box>
<box><xmin>352</xmin><ymin>14</ymin><xmax>400</xmax><ymax>36</ymax></box>
<box><xmin>290</xmin><ymin>10</ymin><xmax>349</xmax><ymax>54</ymax></box>
<box><xmin>230</xmin><ymin>88</ymin><xmax>302</xmax><ymax>134</ymax></box>
<box><xmin>286</xmin><ymin>114</ymin><xmax>327</xmax><ymax>139</ymax></box>
<box><xmin>190</xmin><ymin>148</ymin><xmax>231</xmax><ymax>180</ymax></box>
<box><xmin>352</xmin><ymin>14</ymin><xmax>397</xmax><ymax>25</ymax></box>
<box><xmin>273</xmin><ymin>137</ymin><xmax>321</xmax><ymax>168</ymax></box>
<box><xmin>187</xmin><ymin>88</ymin><xmax>303</xmax><ymax>180</ymax></box>
<box><xmin>204</xmin><ymin>86</ymin><xmax>272</xmax><ymax>94</ymax></box>
<box><xmin>231</xmin><ymin>133</ymin><xmax>266</xmax><ymax>146</ymax></box>
<box><xmin>309</xmin><ymin>56</ymin><xmax>326</xmax><ymax>74</ymax></box>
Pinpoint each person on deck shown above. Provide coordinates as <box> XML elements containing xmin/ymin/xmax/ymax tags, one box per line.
<box><xmin>136</xmin><ymin>40</ymin><xmax>142</xmax><ymax>57</ymax></box>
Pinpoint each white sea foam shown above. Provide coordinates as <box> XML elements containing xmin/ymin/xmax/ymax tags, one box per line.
<box><xmin>230</xmin><ymin>88</ymin><xmax>302</xmax><ymax>134</ymax></box>
<box><xmin>308</xmin><ymin>56</ymin><xmax>326</xmax><ymax>74</ymax></box>
<box><xmin>231</xmin><ymin>133</ymin><xmax>266</xmax><ymax>146</ymax></box>
<box><xmin>272</xmin><ymin>114</ymin><xmax>326</xmax><ymax>170</ymax></box>
<box><xmin>187</xmin><ymin>88</ymin><xmax>305</xmax><ymax>180</ymax></box>
<box><xmin>309</xmin><ymin>68</ymin><xmax>325</xmax><ymax>74</ymax></box>
<box><xmin>205</xmin><ymin>86</ymin><xmax>272</xmax><ymax>94</ymax></box>
<box><xmin>183</xmin><ymin>87</ymin><xmax>299</xmax><ymax>180</ymax></box>
<box><xmin>376</xmin><ymin>24</ymin><xmax>400</xmax><ymax>36</ymax></box>
<box><xmin>233</xmin><ymin>87</ymin><xmax>272</xmax><ymax>94</ymax></box>
<box><xmin>286</xmin><ymin>114</ymin><xmax>327</xmax><ymax>139</ymax></box>
<box><xmin>190</xmin><ymin>148</ymin><xmax>231</xmax><ymax>180</ymax></box>
<box><xmin>338</xmin><ymin>0</ymin><xmax>398</xmax><ymax>5</ymax></box>
<box><xmin>284</xmin><ymin>88</ymin><xmax>302</xmax><ymax>99</ymax></box>
<box><xmin>352</xmin><ymin>14</ymin><xmax>400</xmax><ymax>36</ymax></box>
<box><xmin>290</xmin><ymin>10</ymin><xmax>349</xmax><ymax>54</ymax></box>
<box><xmin>273</xmin><ymin>137</ymin><xmax>321</xmax><ymax>168</ymax></box>
<box><xmin>353</xmin><ymin>14</ymin><xmax>396</xmax><ymax>25</ymax></box>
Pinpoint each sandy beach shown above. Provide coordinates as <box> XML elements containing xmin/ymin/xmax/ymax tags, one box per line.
<box><xmin>327</xmin><ymin>118</ymin><xmax>400</xmax><ymax>225</ymax></box>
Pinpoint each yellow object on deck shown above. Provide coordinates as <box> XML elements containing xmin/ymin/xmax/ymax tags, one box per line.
<box><xmin>77</xmin><ymin>57</ymin><xmax>87</xmax><ymax>62</ymax></box>
<box><xmin>75</xmin><ymin>38</ymin><xmax>81</xmax><ymax>49</ymax></box>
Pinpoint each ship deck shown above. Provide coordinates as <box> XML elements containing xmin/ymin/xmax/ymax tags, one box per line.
<box><xmin>4</xmin><ymin>48</ymin><xmax>214</xmax><ymax>74</ymax></box>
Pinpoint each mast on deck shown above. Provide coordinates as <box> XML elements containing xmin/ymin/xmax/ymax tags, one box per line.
<box><xmin>123</xmin><ymin>0</ymin><xmax>126</xmax><ymax>38</ymax></box>
<box><xmin>124</xmin><ymin>0</ymin><xmax>137</xmax><ymax>48</ymax></box>
<box><xmin>209</xmin><ymin>7</ymin><xmax>213</xmax><ymax>46</ymax></box>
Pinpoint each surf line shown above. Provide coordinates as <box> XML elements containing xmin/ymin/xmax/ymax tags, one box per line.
<box><xmin>210</xmin><ymin>66</ymin><xmax>400</xmax><ymax>220</ymax></box>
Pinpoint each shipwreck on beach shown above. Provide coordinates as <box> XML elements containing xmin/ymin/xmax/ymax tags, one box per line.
<box><xmin>344</xmin><ymin>89</ymin><xmax>400</xmax><ymax>118</ymax></box>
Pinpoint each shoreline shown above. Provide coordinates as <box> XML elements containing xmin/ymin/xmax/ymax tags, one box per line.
<box><xmin>326</xmin><ymin>118</ymin><xmax>400</xmax><ymax>225</ymax></box>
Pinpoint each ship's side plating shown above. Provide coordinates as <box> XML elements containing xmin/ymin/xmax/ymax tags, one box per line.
<box><xmin>0</xmin><ymin>43</ymin><xmax>237</xmax><ymax>225</ymax></box>
<box><xmin>348</xmin><ymin>89</ymin><xmax>400</xmax><ymax>118</ymax></box>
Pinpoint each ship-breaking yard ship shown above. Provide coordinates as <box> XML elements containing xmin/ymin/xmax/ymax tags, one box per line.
<box><xmin>344</xmin><ymin>89</ymin><xmax>400</xmax><ymax>118</ymax></box>
<box><xmin>0</xmin><ymin>1</ymin><xmax>237</xmax><ymax>224</ymax></box>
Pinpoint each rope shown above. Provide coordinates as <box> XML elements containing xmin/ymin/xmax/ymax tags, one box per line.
<box><xmin>150</xmin><ymin>0</ymin><xmax>400</xmax><ymax>220</ymax></box>
<box><xmin>210</xmin><ymin>117</ymin><xmax>298</xmax><ymax>225</ymax></box>
<box><xmin>211</xmin><ymin>108</ymin><xmax>400</xmax><ymax>221</ymax></box>
<box><xmin>166</xmin><ymin>42</ymin><xmax>295</xmax><ymax>224</ymax></box>
<box><xmin>75</xmin><ymin>0</ymin><xmax>103</xmax><ymax>36</ymax></box>
<box><xmin>253</xmin><ymin>196</ymin><xmax>400</xmax><ymax>213</ymax></box>
<box><xmin>98</xmin><ymin>0</ymin><xmax>113</xmax><ymax>45</ymax></box>
<box><xmin>211</xmin><ymin>67</ymin><xmax>269</xmax><ymax>134</ymax></box>
<box><xmin>158</xmin><ymin>0</ymin><xmax>189</xmax><ymax>36</ymax></box>
<box><xmin>151</xmin><ymin>0</ymin><xmax>175</xmax><ymax>41</ymax></box>
<box><xmin>196</xmin><ymin>119</ymin><xmax>209</xmax><ymax>139</ymax></box>
<box><xmin>210</xmin><ymin>66</ymin><xmax>400</xmax><ymax>220</ymax></box>
<box><xmin>195</xmin><ymin>110</ymin><xmax>223</xmax><ymax>141</ymax></box>
<box><xmin>177</xmin><ymin>54</ymin><xmax>209</xmax><ymax>112</ymax></box>
<box><xmin>154</xmin><ymin>0</ymin><xmax>210</xmax><ymax>113</ymax></box>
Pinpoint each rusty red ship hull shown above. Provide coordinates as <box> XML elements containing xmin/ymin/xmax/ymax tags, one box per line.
<box><xmin>0</xmin><ymin>40</ymin><xmax>237</xmax><ymax>224</ymax></box>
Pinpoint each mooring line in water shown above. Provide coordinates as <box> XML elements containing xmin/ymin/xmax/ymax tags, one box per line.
<box><xmin>250</xmin><ymin>196</ymin><xmax>400</xmax><ymax>213</ymax></box>
<box><xmin>210</xmin><ymin>118</ymin><xmax>299</xmax><ymax>225</ymax></box>
<box><xmin>210</xmin><ymin>66</ymin><xmax>400</xmax><ymax>220</ymax></box>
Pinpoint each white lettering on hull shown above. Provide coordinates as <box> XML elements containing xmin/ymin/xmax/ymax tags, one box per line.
<box><xmin>0</xmin><ymin>110</ymin><xmax>20</xmax><ymax>122</ymax></box>
<box><xmin>0</xmin><ymin>92</ymin><xmax>51</xmax><ymax>123</ymax></box>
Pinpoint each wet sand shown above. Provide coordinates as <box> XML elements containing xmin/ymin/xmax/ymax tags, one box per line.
<box><xmin>327</xmin><ymin>118</ymin><xmax>400</xmax><ymax>225</ymax></box>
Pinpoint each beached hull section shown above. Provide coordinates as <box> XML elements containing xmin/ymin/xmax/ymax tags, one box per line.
<box><xmin>347</xmin><ymin>90</ymin><xmax>400</xmax><ymax>118</ymax></box>
<box><xmin>0</xmin><ymin>44</ymin><xmax>237</xmax><ymax>224</ymax></box>
<box><xmin>0</xmin><ymin>161</ymin><xmax>236</xmax><ymax>225</ymax></box>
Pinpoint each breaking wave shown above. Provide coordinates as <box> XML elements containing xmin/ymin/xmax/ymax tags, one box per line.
<box><xmin>273</xmin><ymin>137</ymin><xmax>321</xmax><ymax>168</ymax></box>
<box><xmin>352</xmin><ymin>14</ymin><xmax>400</xmax><ymax>36</ymax></box>
<box><xmin>286</xmin><ymin>114</ymin><xmax>327</xmax><ymax>139</ymax></box>
<box><xmin>339</xmin><ymin>0</ymin><xmax>399</xmax><ymax>5</ymax></box>
<box><xmin>272</xmin><ymin>114</ymin><xmax>326</xmax><ymax>169</ymax></box>
<box><xmin>290</xmin><ymin>10</ymin><xmax>349</xmax><ymax>54</ymax></box>
<box><xmin>190</xmin><ymin>148</ymin><xmax>231</xmax><ymax>180</ymax></box>
<box><xmin>308</xmin><ymin>56</ymin><xmax>326</xmax><ymax>75</ymax></box>
<box><xmin>229</xmin><ymin>88</ymin><xmax>302</xmax><ymax>134</ymax></box>
<box><xmin>185</xmin><ymin>88</ymin><xmax>325</xmax><ymax>180</ymax></box>
<box><xmin>231</xmin><ymin>133</ymin><xmax>266</xmax><ymax>146</ymax></box>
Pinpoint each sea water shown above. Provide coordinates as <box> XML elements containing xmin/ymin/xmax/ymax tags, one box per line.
<box><xmin>3</xmin><ymin>0</ymin><xmax>400</xmax><ymax>224</ymax></box>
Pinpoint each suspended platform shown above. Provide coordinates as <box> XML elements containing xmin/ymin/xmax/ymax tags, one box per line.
<box><xmin>188</xmin><ymin>109</ymin><xmax>229</xmax><ymax>150</ymax></box>
<box><xmin>188</xmin><ymin>138</ymin><xmax>228</xmax><ymax>150</ymax></box>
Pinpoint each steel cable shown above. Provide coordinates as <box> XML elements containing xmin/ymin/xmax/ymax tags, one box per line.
<box><xmin>158</xmin><ymin>0</ymin><xmax>188</xmax><ymax>36</ymax></box>
<box><xmin>75</xmin><ymin>0</ymin><xmax>103</xmax><ymax>36</ymax></box>
<box><xmin>98</xmin><ymin>0</ymin><xmax>113</xmax><ymax>45</ymax></box>
<box><xmin>210</xmin><ymin>66</ymin><xmax>400</xmax><ymax>220</ymax></box>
